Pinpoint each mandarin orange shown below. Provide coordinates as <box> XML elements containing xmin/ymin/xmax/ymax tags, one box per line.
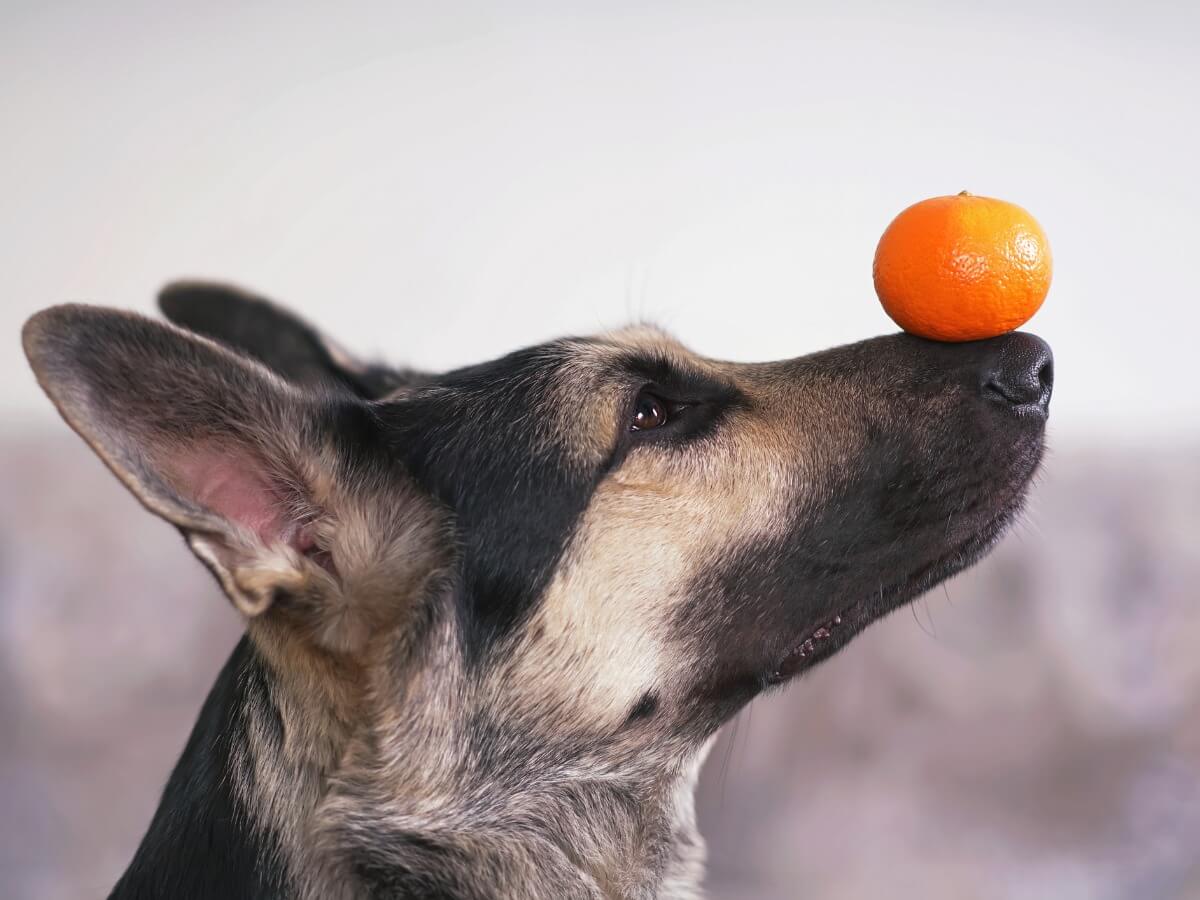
<box><xmin>873</xmin><ymin>192</ymin><xmax>1051</xmax><ymax>342</ymax></box>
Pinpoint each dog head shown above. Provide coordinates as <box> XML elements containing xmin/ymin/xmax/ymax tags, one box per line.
<box><xmin>23</xmin><ymin>281</ymin><xmax>1050</xmax><ymax>801</ymax></box>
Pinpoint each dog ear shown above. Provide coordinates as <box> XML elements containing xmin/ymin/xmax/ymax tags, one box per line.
<box><xmin>158</xmin><ymin>281</ymin><xmax>427</xmax><ymax>399</ymax></box>
<box><xmin>23</xmin><ymin>304</ymin><xmax>445</xmax><ymax>652</ymax></box>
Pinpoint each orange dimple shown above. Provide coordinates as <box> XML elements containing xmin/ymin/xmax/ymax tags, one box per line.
<box><xmin>873</xmin><ymin>192</ymin><xmax>1052</xmax><ymax>342</ymax></box>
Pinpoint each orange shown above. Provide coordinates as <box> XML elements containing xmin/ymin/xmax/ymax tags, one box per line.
<box><xmin>873</xmin><ymin>192</ymin><xmax>1052</xmax><ymax>342</ymax></box>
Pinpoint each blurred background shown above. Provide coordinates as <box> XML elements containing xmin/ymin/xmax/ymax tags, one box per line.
<box><xmin>2</xmin><ymin>2</ymin><xmax>1198</xmax><ymax>898</ymax></box>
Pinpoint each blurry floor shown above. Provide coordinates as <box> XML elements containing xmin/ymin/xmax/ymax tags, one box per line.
<box><xmin>2</xmin><ymin>433</ymin><xmax>1198</xmax><ymax>899</ymax></box>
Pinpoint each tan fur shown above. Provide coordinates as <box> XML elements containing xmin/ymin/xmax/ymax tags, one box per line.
<box><xmin>498</xmin><ymin>335</ymin><xmax>801</xmax><ymax>734</ymax></box>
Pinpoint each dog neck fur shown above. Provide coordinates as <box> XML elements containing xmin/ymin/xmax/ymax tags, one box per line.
<box><xmin>219</xmin><ymin>601</ymin><xmax>714</xmax><ymax>900</ymax></box>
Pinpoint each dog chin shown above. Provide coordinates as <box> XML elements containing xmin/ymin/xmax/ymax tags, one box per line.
<box><xmin>766</xmin><ymin>481</ymin><xmax>1034</xmax><ymax>687</ymax></box>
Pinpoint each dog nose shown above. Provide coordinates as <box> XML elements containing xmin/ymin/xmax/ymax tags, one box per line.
<box><xmin>982</xmin><ymin>333</ymin><xmax>1054</xmax><ymax>413</ymax></box>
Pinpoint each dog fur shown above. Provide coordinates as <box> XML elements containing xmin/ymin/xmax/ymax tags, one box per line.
<box><xmin>22</xmin><ymin>282</ymin><xmax>1051</xmax><ymax>899</ymax></box>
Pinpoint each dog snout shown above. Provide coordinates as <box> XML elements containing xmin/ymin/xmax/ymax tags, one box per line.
<box><xmin>981</xmin><ymin>332</ymin><xmax>1054</xmax><ymax>415</ymax></box>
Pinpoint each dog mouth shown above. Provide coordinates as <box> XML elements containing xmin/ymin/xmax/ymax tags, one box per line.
<box><xmin>763</xmin><ymin>495</ymin><xmax>1026</xmax><ymax>686</ymax></box>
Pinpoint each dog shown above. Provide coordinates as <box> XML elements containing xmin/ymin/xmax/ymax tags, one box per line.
<box><xmin>22</xmin><ymin>281</ymin><xmax>1052</xmax><ymax>899</ymax></box>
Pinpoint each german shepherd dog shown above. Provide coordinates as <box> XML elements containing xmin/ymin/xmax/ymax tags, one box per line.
<box><xmin>23</xmin><ymin>282</ymin><xmax>1053</xmax><ymax>899</ymax></box>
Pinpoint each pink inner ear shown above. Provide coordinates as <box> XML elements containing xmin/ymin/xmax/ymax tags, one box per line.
<box><xmin>169</xmin><ymin>445</ymin><xmax>290</xmax><ymax>546</ymax></box>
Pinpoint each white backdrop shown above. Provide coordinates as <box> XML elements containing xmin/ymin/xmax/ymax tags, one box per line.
<box><xmin>3</xmin><ymin>1</ymin><xmax>1198</xmax><ymax>439</ymax></box>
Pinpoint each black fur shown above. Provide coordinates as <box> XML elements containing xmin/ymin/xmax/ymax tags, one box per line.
<box><xmin>159</xmin><ymin>282</ymin><xmax>426</xmax><ymax>398</ymax></box>
<box><xmin>627</xmin><ymin>692</ymin><xmax>660</xmax><ymax>723</ymax></box>
<box><xmin>109</xmin><ymin>638</ymin><xmax>290</xmax><ymax>900</ymax></box>
<box><xmin>381</xmin><ymin>344</ymin><xmax>609</xmax><ymax>659</ymax></box>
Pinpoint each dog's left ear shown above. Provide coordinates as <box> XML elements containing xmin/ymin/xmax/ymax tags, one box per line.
<box><xmin>23</xmin><ymin>304</ymin><xmax>445</xmax><ymax>652</ymax></box>
<box><xmin>158</xmin><ymin>281</ymin><xmax>426</xmax><ymax>399</ymax></box>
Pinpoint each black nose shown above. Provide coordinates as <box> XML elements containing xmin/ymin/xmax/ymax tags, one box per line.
<box><xmin>982</xmin><ymin>333</ymin><xmax>1054</xmax><ymax>414</ymax></box>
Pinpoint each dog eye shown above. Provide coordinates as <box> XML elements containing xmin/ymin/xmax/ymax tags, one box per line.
<box><xmin>631</xmin><ymin>392</ymin><xmax>669</xmax><ymax>431</ymax></box>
